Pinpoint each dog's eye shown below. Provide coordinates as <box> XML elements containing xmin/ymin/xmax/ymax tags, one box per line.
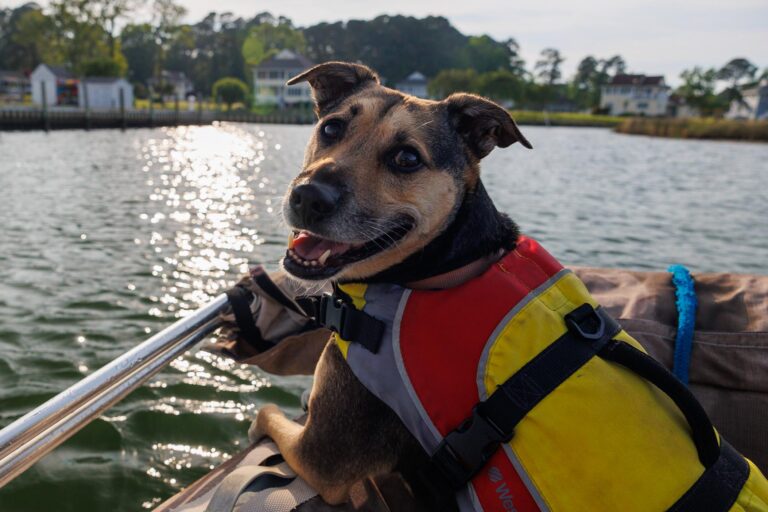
<box><xmin>392</xmin><ymin>148</ymin><xmax>422</xmax><ymax>172</ymax></box>
<box><xmin>320</xmin><ymin>120</ymin><xmax>344</xmax><ymax>141</ymax></box>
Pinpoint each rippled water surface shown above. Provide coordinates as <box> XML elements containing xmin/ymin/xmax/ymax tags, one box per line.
<box><xmin>0</xmin><ymin>124</ymin><xmax>766</xmax><ymax>511</ymax></box>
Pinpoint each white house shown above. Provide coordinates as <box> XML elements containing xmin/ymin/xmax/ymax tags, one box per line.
<box><xmin>395</xmin><ymin>71</ymin><xmax>429</xmax><ymax>98</ymax></box>
<box><xmin>666</xmin><ymin>94</ymin><xmax>700</xmax><ymax>118</ymax></box>
<box><xmin>148</xmin><ymin>70</ymin><xmax>194</xmax><ymax>100</ymax></box>
<box><xmin>30</xmin><ymin>64</ymin><xmax>79</xmax><ymax>107</ymax></box>
<box><xmin>600</xmin><ymin>74</ymin><xmax>669</xmax><ymax>116</ymax></box>
<box><xmin>725</xmin><ymin>80</ymin><xmax>768</xmax><ymax>120</ymax></box>
<box><xmin>79</xmin><ymin>77</ymin><xmax>134</xmax><ymax>110</ymax></box>
<box><xmin>253</xmin><ymin>49</ymin><xmax>314</xmax><ymax>107</ymax></box>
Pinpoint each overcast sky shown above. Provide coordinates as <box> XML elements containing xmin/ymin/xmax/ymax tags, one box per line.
<box><xmin>9</xmin><ymin>0</ymin><xmax>767</xmax><ymax>85</ymax></box>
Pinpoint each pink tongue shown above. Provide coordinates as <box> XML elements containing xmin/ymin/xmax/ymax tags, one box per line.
<box><xmin>293</xmin><ymin>232</ymin><xmax>353</xmax><ymax>261</ymax></box>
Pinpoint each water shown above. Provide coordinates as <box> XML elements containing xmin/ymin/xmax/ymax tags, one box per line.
<box><xmin>0</xmin><ymin>124</ymin><xmax>766</xmax><ymax>511</ymax></box>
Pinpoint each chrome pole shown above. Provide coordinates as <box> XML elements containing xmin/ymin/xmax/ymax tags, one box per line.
<box><xmin>0</xmin><ymin>294</ymin><xmax>229</xmax><ymax>488</ymax></box>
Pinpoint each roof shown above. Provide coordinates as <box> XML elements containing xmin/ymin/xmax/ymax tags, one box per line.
<box><xmin>44</xmin><ymin>64</ymin><xmax>75</xmax><ymax>79</ymax></box>
<box><xmin>397</xmin><ymin>71</ymin><xmax>428</xmax><ymax>85</ymax></box>
<box><xmin>256</xmin><ymin>50</ymin><xmax>314</xmax><ymax>70</ymax></box>
<box><xmin>608</xmin><ymin>74</ymin><xmax>665</xmax><ymax>86</ymax></box>
<box><xmin>82</xmin><ymin>76</ymin><xmax>127</xmax><ymax>84</ymax></box>
<box><xmin>0</xmin><ymin>70</ymin><xmax>28</xmax><ymax>81</ymax></box>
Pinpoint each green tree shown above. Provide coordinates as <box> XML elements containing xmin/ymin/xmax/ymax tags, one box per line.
<box><xmin>82</xmin><ymin>56</ymin><xmax>124</xmax><ymax>76</ymax></box>
<box><xmin>428</xmin><ymin>68</ymin><xmax>479</xmax><ymax>98</ymax></box>
<box><xmin>9</xmin><ymin>7</ymin><xmax>64</xmax><ymax>69</ymax></box>
<box><xmin>476</xmin><ymin>69</ymin><xmax>524</xmax><ymax>104</ymax></box>
<box><xmin>242</xmin><ymin>20</ymin><xmax>305</xmax><ymax>67</ymax></box>
<box><xmin>677</xmin><ymin>67</ymin><xmax>725</xmax><ymax>116</ymax></box>
<box><xmin>120</xmin><ymin>23</ymin><xmax>157</xmax><ymax>84</ymax></box>
<box><xmin>212</xmin><ymin>76</ymin><xmax>248</xmax><ymax>109</ymax></box>
<box><xmin>717</xmin><ymin>58</ymin><xmax>758</xmax><ymax>104</ymax></box>
<box><xmin>460</xmin><ymin>35</ymin><xmax>511</xmax><ymax>73</ymax></box>
<box><xmin>534</xmin><ymin>48</ymin><xmax>564</xmax><ymax>85</ymax></box>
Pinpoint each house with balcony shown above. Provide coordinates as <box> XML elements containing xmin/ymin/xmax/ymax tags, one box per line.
<box><xmin>600</xmin><ymin>74</ymin><xmax>669</xmax><ymax>116</ymax></box>
<box><xmin>725</xmin><ymin>80</ymin><xmax>768</xmax><ymax>120</ymax></box>
<box><xmin>252</xmin><ymin>49</ymin><xmax>314</xmax><ymax>107</ymax></box>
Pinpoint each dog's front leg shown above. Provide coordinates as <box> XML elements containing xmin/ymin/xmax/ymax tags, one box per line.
<box><xmin>250</xmin><ymin>342</ymin><xmax>416</xmax><ymax>505</ymax></box>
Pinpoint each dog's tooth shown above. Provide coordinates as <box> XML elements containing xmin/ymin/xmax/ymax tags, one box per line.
<box><xmin>302</xmin><ymin>260</ymin><xmax>310</xmax><ymax>266</ymax></box>
<box><xmin>310</xmin><ymin>260</ymin><xmax>317</xmax><ymax>266</ymax></box>
<box><xmin>318</xmin><ymin>249</ymin><xmax>331</xmax><ymax>266</ymax></box>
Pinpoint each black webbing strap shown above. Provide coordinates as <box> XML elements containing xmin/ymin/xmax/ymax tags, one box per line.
<box><xmin>667</xmin><ymin>440</ymin><xmax>749</xmax><ymax>512</ymax></box>
<box><xmin>295</xmin><ymin>293</ymin><xmax>385</xmax><ymax>353</ymax></box>
<box><xmin>431</xmin><ymin>304</ymin><xmax>621</xmax><ymax>488</ymax></box>
<box><xmin>224</xmin><ymin>285</ymin><xmax>273</xmax><ymax>353</ymax></box>
<box><xmin>598</xmin><ymin>339</ymin><xmax>720</xmax><ymax>467</ymax></box>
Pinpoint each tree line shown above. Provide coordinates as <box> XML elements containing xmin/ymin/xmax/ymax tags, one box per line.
<box><xmin>1</xmin><ymin>1</ymin><xmax>765</xmax><ymax>112</ymax></box>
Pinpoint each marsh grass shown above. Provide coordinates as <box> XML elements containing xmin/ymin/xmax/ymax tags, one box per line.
<box><xmin>615</xmin><ymin>117</ymin><xmax>768</xmax><ymax>142</ymax></box>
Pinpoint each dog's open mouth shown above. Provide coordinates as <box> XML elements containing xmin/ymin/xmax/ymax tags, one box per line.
<box><xmin>283</xmin><ymin>218</ymin><xmax>414</xmax><ymax>279</ymax></box>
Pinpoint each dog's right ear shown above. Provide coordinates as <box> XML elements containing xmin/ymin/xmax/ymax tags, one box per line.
<box><xmin>287</xmin><ymin>61</ymin><xmax>379</xmax><ymax>115</ymax></box>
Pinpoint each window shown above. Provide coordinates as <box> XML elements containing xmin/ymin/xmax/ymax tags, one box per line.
<box><xmin>638</xmin><ymin>102</ymin><xmax>648</xmax><ymax>109</ymax></box>
<box><xmin>269</xmin><ymin>70</ymin><xmax>282</xmax><ymax>79</ymax></box>
<box><xmin>257</xmin><ymin>71</ymin><xmax>266</xmax><ymax>79</ymax></box>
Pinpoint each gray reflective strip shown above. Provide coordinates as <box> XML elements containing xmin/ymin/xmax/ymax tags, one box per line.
<box><xmin>503</xmin><ymin>445</ymin><xmax>551</xmax><ymax>512</ymax></box>
<box><xmin>391</xmin><ymin>288</ymin><xmax>444</xmax><ymax>449</ymax></box>
<box><xmin>476</xmin><ymin>268</ymin><xmax>572</xmax><ymax>400</ymax></box>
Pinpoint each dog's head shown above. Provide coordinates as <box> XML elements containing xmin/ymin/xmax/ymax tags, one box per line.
<box><xmin>281</xmin><ymin>61</ymin><xmax>531</xmax><ymax>281</ymax></box>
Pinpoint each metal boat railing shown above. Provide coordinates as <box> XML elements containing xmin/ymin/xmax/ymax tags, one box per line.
<box><xmin>0</xmin><ymin>294</ymin><xmax>230</xmax><ymax>487</ymax></box>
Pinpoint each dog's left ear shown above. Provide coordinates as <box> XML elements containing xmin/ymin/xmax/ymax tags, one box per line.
<box><xmin>443</xmin><ymin>93</ymin><xmax>532</xmax><ymax>158</ymax></box>
<box><xmin>287</xmin><ymin>61</ymin><xmax>379</xmax><ymax>115</ymax></box>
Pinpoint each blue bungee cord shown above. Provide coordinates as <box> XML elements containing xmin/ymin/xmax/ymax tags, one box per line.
<box><xmin>668</xmin><ymin>264</ymin><xmax>698</xmax><ymax>385</ymax></box>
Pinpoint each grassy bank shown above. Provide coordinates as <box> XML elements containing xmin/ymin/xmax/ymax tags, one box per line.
<box><xmin>615</xmin><ymin>117</ymin><xmax>768</xmax><ymax>142</ymax></box>
<box><xmin>510</xmin><ymin>110</ymin><xmax>624</xmax><ymax>128</ymax></box>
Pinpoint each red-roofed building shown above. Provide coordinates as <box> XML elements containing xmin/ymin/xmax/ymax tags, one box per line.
<box><xmin>600</xmin><ymin>74</ymin><xmax>670</xmax><ymax>116</ymax></box>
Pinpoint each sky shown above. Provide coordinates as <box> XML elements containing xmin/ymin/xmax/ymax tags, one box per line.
<box><xmin>8</xmin><ymin>0</ymin><xmax>767</xmax><ymax>86</ymax></box>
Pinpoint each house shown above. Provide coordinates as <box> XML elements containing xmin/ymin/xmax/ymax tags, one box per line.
<box><xmin>252</xmin><ymin>49</ymin><xmax>314</xmax><ymax>107</ymax></box>
<box><xmin>666</xmin><ymin>94</ymin><xmax>700</xmax><ymax>118</ymax></box>
<box><xmin>0</xmin><ymin>70</ymin><xmax>30</xmax><ymax>103</ymax></box>
<box><xmin>725</xmin><ymin>80</ymin><xmax>768</xmax><ymax>120</ymax></box>
<box><xmin>30</xmin><ymin>64</ymin><xmax>79</xmax><ymax>107</ymax></box>
<box><xmin>600</xmin><ymin>74</ymin><xmax>669</xmax><ymax>116</ymax></box>
<box><xmin>79</xmin><ymin>77</ymin><xmax>134</xmax><ymax>110</ymax></box>
<box><xmin>395</xmin><ymin>71</ymin><xmax>429</xmax><ymax>98</ymax></box>
<box><xmin>148</xmin><ymin>70</ymin><xmax>194</xmax><ymax>100</ymax></box>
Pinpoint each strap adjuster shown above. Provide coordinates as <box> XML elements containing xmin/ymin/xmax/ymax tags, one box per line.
<box><xmin>296</xmin><ymin>293</ymin><xmax>384</xmax><ymax>353</ymax></box>
<box><xmin>565</xmin><ymin>303</ymin><xmax>605</xmax><ymax>340</ymax></box>
<box><xmin>431</xmin><ymin>407</ymin><xmax>512</xmax><ymax>489</ymax></box>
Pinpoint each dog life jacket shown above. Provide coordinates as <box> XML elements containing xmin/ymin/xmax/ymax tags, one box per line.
<box><xmin>301</xmin><ymin>236</ymin><xmax>768</xmax><ymax>512</ymax></box>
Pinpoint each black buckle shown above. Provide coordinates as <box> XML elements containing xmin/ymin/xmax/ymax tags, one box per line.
<box><xmin>431</xmin><ymin>407</ymin><xmax>512</xmax><ymax>489</ymax></box>
<box><xmin>565</xmin><ymin>303</ymin><xmax>606</xmax><ymax>341</ymax></box>
<box><xmin>319</xmin><ymin>294</ymin><xmax>347</xmax><ymax>336</ymax></box>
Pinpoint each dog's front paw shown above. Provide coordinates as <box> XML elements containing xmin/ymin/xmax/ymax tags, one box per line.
<box><xmin>248</xmin><ymin>403</ymin><xmax>283</xmax><ymax>443</ymax></box>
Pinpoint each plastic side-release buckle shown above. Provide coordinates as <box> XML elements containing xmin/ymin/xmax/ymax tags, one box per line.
<box><xmin>431</xmin><ymin>406</ymin><xmax>512</xmax><ymax>489</ymax></box>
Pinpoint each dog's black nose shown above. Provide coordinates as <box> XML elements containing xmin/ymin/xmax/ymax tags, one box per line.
<box><xmin>289</xmin><ymin>183</ymin><xmax>341</xmax><ymax>226</ymax></box>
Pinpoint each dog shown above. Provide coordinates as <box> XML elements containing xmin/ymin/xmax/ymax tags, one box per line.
<box><xmin>247</xmin><ymin>61</ymin><xmax>767</xmax><ymax>512</ymax></box>
<box><xmin>249</xmin><ymin>61</ymin><xmax>532</xmax><ymax>508</ymax></box>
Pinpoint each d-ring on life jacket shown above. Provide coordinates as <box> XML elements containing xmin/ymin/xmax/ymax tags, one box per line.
<box><xmin>299</xmin><ymin>236</ymin><xmax>768</xmax><ymax>512</ymax></box>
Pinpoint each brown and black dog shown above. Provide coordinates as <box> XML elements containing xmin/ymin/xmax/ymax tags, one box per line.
<box><xmin>250</xmin><ymin>61</ymin><xmax>531</xmax><ymax>508</ymax></box>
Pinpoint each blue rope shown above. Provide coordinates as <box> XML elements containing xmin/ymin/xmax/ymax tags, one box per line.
<box><xmin>668</xmin><ymin>264</ymin><xmax>698</xmax><ymax>385</ymax></box>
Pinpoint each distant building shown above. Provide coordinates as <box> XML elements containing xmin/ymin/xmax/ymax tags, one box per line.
<box><xmin>30</xmin><ymin>64</ymin><xmax>79</xmax><ymax>107</ymax></box>
<box><xmin>396</xmin><ymin>71</ymin><xmax>429</xmax><ymax>98</ymax></box>
<box><xmin>725</xmin><ymin>80</ymin><xmax>768</xmax><ymax>120</ymax></box>
<box><xmin>79</xmin><ymin>77</ymin><xmax>134</xmax><ymax>109</ymax></box>
<box><xmin>600</xmin><ymin>74</ymin><xmax>669</xmax><ymax>116</ymax></box>
<box><xmin>253</xmin><ymin>49</ymin><xmax>314</xmax><ymax>107</ymax></box>
<box><xmin>666</xmin><ymin>94</ymin><xmax>700</xmax><ymax>118</ymax></box>
<box><xmin>148</xmin><ymin>70</ymin><xmax>194</xmax><ymax>100</ymax></box>
<box><xmin>0</xmin><ymin>70</ymin><xmax>30</xmax><ymax>103</ymax></box>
